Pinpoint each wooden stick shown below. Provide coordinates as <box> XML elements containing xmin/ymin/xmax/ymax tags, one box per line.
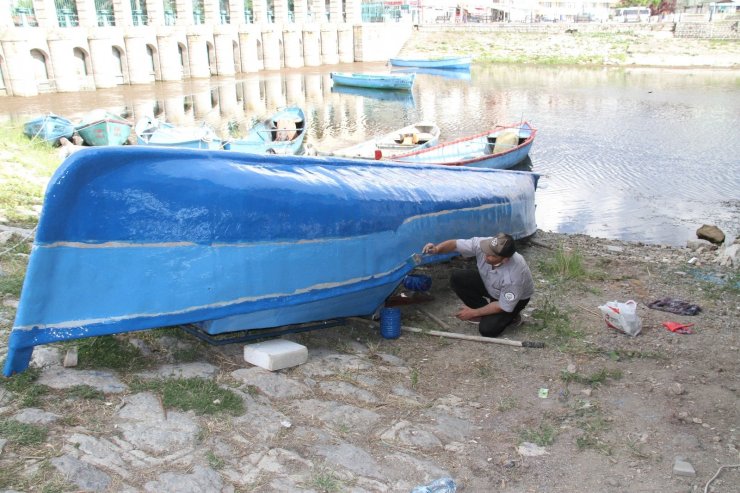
<box><xmin>576</xmin><ymin>303</ymin><xmax>601</xmax><ymax>317</ymax></box>
<box><xmin>416</xmin><ymin>307</ymin><xmax>454</xmax><ymax>331</ymax></box>
<box><xmin>348</xmin><ymin>316</ymin><xmax>544</xmax><ymax>348</ymax></box>
<box><xmin>400</xmin><ymin>325</ymin><xmax>544</xmax><ymax>348</ymax></box>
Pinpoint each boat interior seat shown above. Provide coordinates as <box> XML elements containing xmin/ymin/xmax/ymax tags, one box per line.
<box><xmin>489</xmin><ymin>131</ymin><xmax>519</xmax><ymax>155</ymax></box>
<box><xmin>415</xmin><ymin>132</ymin><xmax>435</xmax><ymax>144</ymax></box>
<box><xmin>273</xmin><ymin>119</ymin><xmax>298</xmax><ymax>142</ymax></box>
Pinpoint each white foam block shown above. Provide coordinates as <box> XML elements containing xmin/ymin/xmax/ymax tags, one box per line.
<box><xmin>243</xmin><ymin>339</ymin><xmax>308</xmax><ymax>371</ymax></box>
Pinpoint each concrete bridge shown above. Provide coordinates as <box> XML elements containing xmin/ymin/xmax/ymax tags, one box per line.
<box><xmin>0</xmin><ymin>0</ymin><xmax>413</xmax><ymax>97</ymax></box>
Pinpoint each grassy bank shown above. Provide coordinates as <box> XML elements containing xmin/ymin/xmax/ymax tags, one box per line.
<box><xmin>0</xmin><ymin>125</ymin><xmax>60</xmax><ymax>228</ymax></box>
<box><xmin>399</xmin><ymin>29</ymin><xmax>740</xmax><ymax>67</ymax></box>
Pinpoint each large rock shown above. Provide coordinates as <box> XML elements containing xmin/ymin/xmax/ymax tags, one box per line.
<box><xmin>696</xmin><ymin>225</ymin><xmax>725</xmax><ymax>244</ymax></box>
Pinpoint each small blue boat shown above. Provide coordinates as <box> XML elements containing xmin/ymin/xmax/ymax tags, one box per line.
<box><xmin>224</xmin><ymin>106</ymin><xmax>306</xmax><ymax>155</ymax></box>
<box><xmin>134</xmin><ymin>116</ymin><xmax>223</xmax><ymax>150</ymax></box>
<box><xmin>330</xmin><ymin>72</ymin><xmax>415</xmax><ymax>91</ymax></box>
<box><xmin>392</xmin><ymin>122</ymin><xmax>536</xmax><ymax>170</ymax></box>
<box><xmin>389</xmin><ymin>55</ymin><xmax>472</xmax><ymax>70</ymax></box>
<box><xmin>3</xmin><ymin>146</ymin><xmax>539</xmax><ymax>376</ymax></box>
<box><xmin>331</xmin><ymin>85</ymin><xmax>415</xmax><ymax>105</ymax></box>
<box><xmin>22</xmin><ymin>114</ymin><xmax>75</xmax><ymax>146</ymax></box>
<box><xmin>75</xmin><ymin>110</ymin><xmax>132</xmax><ymax>146</ymax></box>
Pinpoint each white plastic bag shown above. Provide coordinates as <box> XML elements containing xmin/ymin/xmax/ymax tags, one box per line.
<box><xmin>598</xmin><ymin>300</ymin><xmax>642</xmax><ymax>336</ymax></box>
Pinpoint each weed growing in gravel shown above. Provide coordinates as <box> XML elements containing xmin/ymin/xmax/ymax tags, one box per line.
<box><xmin>2</xmin><ymin>366</ymin><xmax>40</xmax><ymax>392</ymax></box>
<box><xmin>0</xmin><ymin>125</ymin><xmax>61</xmax><ymax>227</ymax></box>
<box><xmin>129</xmin><ymin>377</ymin><xmax>245</xmax><ymax>415</ymax></box>
<box><xmin>625</xmin><ymin>434</ymin><xmax>651</xmax><ymax>459</ymax></box>
<box><xmin>1</xmin><ymin>366</ymin><xmax>47</xmax><ymax>406</ymax></box>
<box><xmin>497</xmin><ymin>396</ymin><xmax>518</xmax><ymax>412</ymax></box>
<box><xmin>519</xmin><ymin>423</ymin><xmax>556</xmax><ymax>446</ymax></box>
<box><xmin>0</xmin><ymin>236</ymin><xmax>30</xmax><ymax>298</ymax></box>
<box><xmin>0</xmin><ymin>460</ymin><xmax>72</xmax><ymax>493</ymax></box>
<box><xmin>18</xmin><ymin>383</ymin><xmax>48</xmax><ymax>407</ymax></box>
<box><xmin>474</xmin><ymin>360</ymin><xmax>493</xmax><ymax>378</ymax></box>
<box><xmin>172</xmin><ymin>346</ymin><xmax>200</xmax><ymax>363</ymax></box>
<box><xmin>206</xmin><ymin>450</ymin><xmax>225</xmax><ymax>469</ymax></box>
<box><xmin>561</xmin><ymin>368</ymin><xmax>622</xmax><ymax>388</ymax></box>
<box><xmin>0</xmin><ymin>419</ymin><xmax>47</xmax><ymax>446</ymax></box>
<box><xmin>566</xmin><ymin>399</ymin><xmax>612</xmax><ymax>454</ymax></box>
<box><xmin>66</xmin><ymin>384</ymin><xmax>105</xmax><ymax>400</ymax></box>
<box><xmin>410</xmin><ymin>368</ymin><xmax>419</xmax><ymax>389</ymax></box>
<box><xmin>538</xmin><ymin>244</ymin><xmax>587</xmax><ymax>281</ymax></box>
<box><xmin>604</xmin><ymin>349</ymin><xmax>667</xmax><ymax>362</ymax></box>
<box><xmin>309</xmin><ymin>467</ymin><xmax>343</xmax><ymax>492</ymax></box>
<box><xmin>700</xmin><ymin>270</ymin><xmax>740</xmax><ymax>299</ymax></box>
<box><xmin>66</xmin><ymin>335</ymin><xmax>149</xmax><ymax>371</ymax></box>
<box><xmin>529</xmin><ymin>296</ymin><xmax>580</xmax><ymax>340</ymax></box>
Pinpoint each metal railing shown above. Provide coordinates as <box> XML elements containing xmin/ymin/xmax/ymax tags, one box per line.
<box><xmin>58</xmin><ymin>8</ymin><xmax>79</xmax><ymax>27</ymax></box>
<box><xmin>13</xmin><ymin>7</ymin><xmax>38</xmax><ymax>27</ymax></box>
<box><xmin>97</xmin><ymin>10</ymin><xmax>115</xmax><ymax>26</ymax></box>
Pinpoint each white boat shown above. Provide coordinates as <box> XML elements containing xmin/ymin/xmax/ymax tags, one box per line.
<box><xmin>332</xmin><ymin>122</ymin><xmax>441</xmax><ymax>159</ymax></box>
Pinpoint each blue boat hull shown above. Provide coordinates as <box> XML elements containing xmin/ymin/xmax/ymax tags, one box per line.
<box><xmin>331</xmin><ymin>72</ymin><xmax>415</xmax><ymax>90</ymax></box>
<box><xmin>392</xmin><ymin>122</ymin><xmax>537</xmax><ymax>170</ymax></box>
<box><xmin>3</xmin><ymin>147</ymin><xmax>538</xmax><ymax>375</ymax></box>
<box><xmin>23</xmin><ymin>114</ymin><xmax>75</xmax><ymax>145</ymax></box>
<box><xmin>224</xmin><ymin>106</ymin><xmax>306</xmax><ymax>155</ymax></box>
<box><xmin>77</xmin><ymin>118</ymin><xmax>132</xmax><ymax>146</ymax></box>
<box><xmin>389</xmin><ymin>56</ymin><xmax>472</xmax><ymax>70</ymax></box>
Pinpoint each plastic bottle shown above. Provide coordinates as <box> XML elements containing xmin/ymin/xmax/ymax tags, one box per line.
<box><xmin>410</xmin><ymin>477</ymin><xmax>457</xmax><ymax>493</ymax></box>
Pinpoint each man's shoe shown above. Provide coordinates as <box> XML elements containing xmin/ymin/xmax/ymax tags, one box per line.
<box><xmin>508</xmin><ymin>314</ymin><xmax>523</xmax><ymax>328</ymax></box>
<box><xmin>466</xmin><ymin>317</ymin><xmax>482</xmax><ymax>325</ymax></box>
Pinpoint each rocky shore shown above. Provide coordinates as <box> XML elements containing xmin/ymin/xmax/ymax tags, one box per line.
<box><xmin>1</xmin><ymin>226</ymin><xmax>738</xmax><ymax>492</ymax></box>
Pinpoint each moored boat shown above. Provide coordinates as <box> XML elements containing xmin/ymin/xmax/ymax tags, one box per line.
<box><xmin>75</xmin><ymin>109</ymin><xmax>132</xmax><ymax>146</ymax></box>
<box><xmin>391</xmin><ymin>122</ymin><xmax>536</xmax><ymax>170</ymax></box>
<box><xmin>331</xmin><ymin>121</ymin><xmax>441</xmax><ymax>159</ymax></box>
<box><xmin>134</xmin><ymin>116</ymin><xmax>223</xmax><ymax>150</ymax></box>
<box><xmin>224</xmin><ymin>106</ymin><xmax>306</xmax><ymax>155</ymax></box>
<box><xmin>3</xmin><ymin>146</ymin><xmax>539</xmax><ymax>376</ymax></box>
<box><xmin>389</xmin><ymin>55</ymin><xmax>472</xmax><ymax>70</ymax></box>
<box><xmin>22</xmin><ymin>114</ymin><xmax>75</xmax><ymax>146</ymax></box>
<box><xmin>330</xmin><ymin>72</ymin><xmax>415</xmax><ymax>90</ymax></box>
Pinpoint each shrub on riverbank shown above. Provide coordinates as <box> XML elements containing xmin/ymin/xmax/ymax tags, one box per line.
<box><xmin>0</xmin><ymin>125</ymin><xmax>61</xmax><ymax>227</ymax></box>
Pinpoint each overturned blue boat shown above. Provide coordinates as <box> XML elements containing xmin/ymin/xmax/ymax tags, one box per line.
<box><xmin>3</xmin><ymin>147</ymin><xmax>539</xmax><ymax>375</ymax></box>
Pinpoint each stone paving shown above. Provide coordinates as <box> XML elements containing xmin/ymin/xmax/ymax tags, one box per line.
<box><xmin>1</xmin><ymin>331</ymin><xmax>478</xmax><ymax>492</ymax></box>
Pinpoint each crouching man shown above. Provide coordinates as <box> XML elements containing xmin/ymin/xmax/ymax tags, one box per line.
<box><xmin>422</xmin><ymin>232</ymin><xmax>534</xmax><ymax>337</ymax></box>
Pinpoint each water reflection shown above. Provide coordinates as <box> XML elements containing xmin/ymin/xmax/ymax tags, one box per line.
<box><xmin>331</xmin><ymin>85</ymin><xmax>416</xmax><ymax>105</ymax></box>
<box><xmin>1</xmin><ymin>64</ymin><xmax>738</xmax><ymax>247</ymax></box>
<box><xmin>391</xmin><ymin>67</ymin><xmax>472</xmax><ymax>81</ymax></box>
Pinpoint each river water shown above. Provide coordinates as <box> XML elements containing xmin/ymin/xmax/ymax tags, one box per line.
<box><xmin>2</xmin><ymin>63</ymin><xmax>738</xmax><ymax>247</ymax></box>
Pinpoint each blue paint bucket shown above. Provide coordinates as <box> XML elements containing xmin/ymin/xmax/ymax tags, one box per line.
<box><xmin>403</xmin><ymin>274</ymin><xmax>432</xmax><ymax>292</ymax></box>
<box><xmin>380</xmin><ymin>307</ymin><xmax>401</xmax><ymax>339</ymax></box>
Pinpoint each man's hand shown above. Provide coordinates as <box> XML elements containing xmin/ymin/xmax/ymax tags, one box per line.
<box><xmin>422</xmin><ymin>243</ymin><xmax>436</xmax><ymax>254</ymax></box>
<box><xmin>455</xmin><ymin>306</ymin><xmax>479</xmax><ymax>321</ymax></box>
